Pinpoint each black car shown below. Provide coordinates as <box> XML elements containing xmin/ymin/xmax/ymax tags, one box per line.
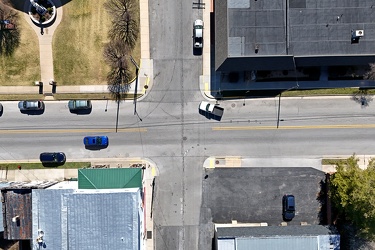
<box><xmin>40</xmin><ymin>152</ymin><xmax>66</xmax><ymax>164</ymax></box>
<box><xmin>282</xmin><ymin>194</ymin><xmax>295</xmax><ymax>221</ymax></box>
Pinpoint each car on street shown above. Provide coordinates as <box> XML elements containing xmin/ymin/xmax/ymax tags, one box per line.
<box><xmin>83</xmin><ymin>136</ymin><xmax>109</xmax><ymax>148</ymax></box>
<box><xmin>193</xmin><ymin>19</ymin><xmax>203</xmax><ymax>48</ymax></box>
<box><xmin>199</xmin><ymin>101</ymin><xmax>224</xmax><ymax>119</ymax></box>
<box><xmin>282</xmin><ymin>194</ymin><xmax>296</xmax><ymax>221</ymax></box>
<box><xmin>40</xmin><ymin>152</ymin><xmax>66</xmax><ymax>164</ymax></box>
<box><xmin>68</xmin><ymin>100</ymin><xmax>92</xmax><ymax>110</ymax></box>
<box><xmin>18</xmin><ymin>100</ymin><xmax>44</xmax><ymax>111</ymax></box>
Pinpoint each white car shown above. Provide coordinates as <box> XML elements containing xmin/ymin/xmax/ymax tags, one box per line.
<box><xmin>199</xmin><ymin>101</ymin><xmax>214</xmax><ymax>113</ymax></box>
<box><xmin>193</xmin><ymin>19</ymin><xmax>203</xmax><ymax>48</ymax></box>
<box><xmin>199</xmin><ymin>101</ymin><xmax>224</xmax><ymax>118</ymax></box>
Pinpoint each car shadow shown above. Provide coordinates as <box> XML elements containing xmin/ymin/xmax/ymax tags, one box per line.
<box><xmin>85</xmin><ymin>145</ymin><xmax>108</xmax><ymax>151</ymax></box>
<box><xmin>193</xmin><ymin>47</ymin><xmax>203</xmax><ymax>56</ymax></box>
<box><xmin>42</xmin><ymin>162</ymin><xmax>65</xmax><ymax>168</ymax></box>
<box><xmin>198</xmin><ymin>109</ymin><xmax>223</xmax><ymax>121</ymax></box>
<box><xmin>69</xmin><ymin>108</ymin><xmax>92</xmax><ymax>115</ymax></box>
<box><xmin>20</xmin><ymin>109</ymin><xmax>45</xmax><ymax>115</ymax></box>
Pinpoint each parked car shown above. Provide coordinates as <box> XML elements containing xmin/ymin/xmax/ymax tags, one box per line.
<box><xmin>83</xmin><ymin>136</ymin><xmax>109</xmax><ymax>147</ymax></box>
<box><xmin>18</xmin><ymin>100</ymin><xmax>44</xmax><ymax>111</ymax></box>
<box><xmin>40</xmin><ymin>152</ymin><xmax>66</xmax><ymax>164</ymax></box>
<box><xmin>68</xmin><ymin>100</ymin><xmax>92</xmax><ymax>110</ymax></box>
<box><xmin>282</xmin><ymin>194</ymin><xmax>296</xmax><ymax>221</ymax></box>
<box><xmin>193</xmin><ymin>19</ymin><xmax>203</xmax><ymax>48</ymax></box>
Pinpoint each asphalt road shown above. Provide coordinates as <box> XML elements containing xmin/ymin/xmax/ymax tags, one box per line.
<box><xmin>0</xmin><ymin>96</ymin><xmax>375</xmax><ymax>248</ymax></box>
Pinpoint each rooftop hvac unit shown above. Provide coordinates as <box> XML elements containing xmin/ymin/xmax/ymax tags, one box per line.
<box><xmin>356</xmin><ymin>30</ymin><xmax>364</xmax><ymax>37</ymax></box>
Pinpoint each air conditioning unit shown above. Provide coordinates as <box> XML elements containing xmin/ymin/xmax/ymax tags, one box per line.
<box><xmin>356</xmin><ymin>30</ymin><xmax>364</xmax><ymax>37</ymax></box>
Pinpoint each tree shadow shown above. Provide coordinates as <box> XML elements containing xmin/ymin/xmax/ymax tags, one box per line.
<box><xmin>0</xmin><ymin>2</ymin><xmax>20</xmax><ymax>56</ymax></box>
<box><xmin>334</xmin><ymin>220</ymin><xmax>375</xmax><ymax>250</ymax></box>
<box><xmin>351</xmin><ymin>89</ymin><xmax>373</xmax><ymax>108</ymax></box>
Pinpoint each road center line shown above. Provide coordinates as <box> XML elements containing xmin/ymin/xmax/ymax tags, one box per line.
<box><xmin>213</xmin><ymin>124</ymin><xmax>375</xmax><ymax>131</ymax></box>
<box><xmin>0</xmin><ymin>128</ymin><xmax>147</xmax><ymax>134</ymax></box>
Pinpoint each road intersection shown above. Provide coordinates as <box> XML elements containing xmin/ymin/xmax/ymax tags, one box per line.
<box><xmin>3</xmin><ymin>0</ymin><xmax>375</xmax><ymax>249</ymax></box>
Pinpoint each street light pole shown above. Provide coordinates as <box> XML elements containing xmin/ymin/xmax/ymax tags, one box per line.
<box><xmin>115</xmin><ymin>92</ymin><xmax>120</xmax><ymax>133</ymax></box>
<box><xmin>276</xmin><ymin>84</ymin><xmax>299</xmax><ymax>128</ymax></box>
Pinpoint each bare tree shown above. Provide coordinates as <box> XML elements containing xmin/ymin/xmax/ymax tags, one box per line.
<box><xmin>103</xmin><ymin>39</ymin><xmax>132</xmax><ymax>101</ymax></box>
<box><xmin>363</xmin><ymin>63</ymin><xmax>375</xmax><ymax>80</ymax></box>
<box><xmin>105</xmin><ymin>0</ymin><xmax>138</xmax><ymax>49</ymax></box>
<box><xmin>104</xmin><ymin>0</ymin><xmax>134</xmax><ymax>20</ymax></box>
<box><xmin>104</xmin><ymin>39</ymin><xmax>133</xmax><ymax>132</ymax></box>
<box><xmin>0</xmin><ymin>2</ymin><xmax>20</xmax><ymax>56</ymax></box>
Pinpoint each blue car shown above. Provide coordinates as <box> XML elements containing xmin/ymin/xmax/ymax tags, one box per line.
<box><xmin>40</xmin><ymin>152</ymin><xmax>66</xmax><ymax>164</ymax></box>
<box><xmin>83</xmin><ymin>136</ymin><xmax>109</xmax><ymax>148</ymax></box>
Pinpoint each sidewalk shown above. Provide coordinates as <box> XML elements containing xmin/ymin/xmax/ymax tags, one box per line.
<box><xmin>203</xmin><ymin>155</ymin><xmax>375</xmax><ymax>172</ymax></box>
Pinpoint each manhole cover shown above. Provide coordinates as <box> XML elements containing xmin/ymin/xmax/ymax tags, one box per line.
<box><xmin>183</xmin><ymin>136</ymin><xmax>187</xmax><ymax>141</ymax></box>
<box><xmin>231</xmin><ymin>103</ymin><xmax>236</xmax><ymax>108</ymax></box>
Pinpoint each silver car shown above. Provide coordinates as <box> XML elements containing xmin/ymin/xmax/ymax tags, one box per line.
<box><xmin>18</xmin><ymin>100</ymin><xmax>44</xmax><ymax>110</ymax></box>
<box><xmin>68</xmin><ymin>100</ymin><xmax>92</xmax><ymax>110</ymax></box>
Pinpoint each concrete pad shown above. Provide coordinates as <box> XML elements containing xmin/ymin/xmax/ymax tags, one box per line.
<box><xmin>64</xmin><ymin>169</ymin><xmax>78</xmax><ymax>179</ymax></box>
<box><xmin>15</xmin><ymin>169</ymin><xmax>65</xmax><ymax>182</ymax></box>
<box><xmin>6</xmin><ymin>170</ymin><xmax>15</xmax><ymax>181</ymax></box>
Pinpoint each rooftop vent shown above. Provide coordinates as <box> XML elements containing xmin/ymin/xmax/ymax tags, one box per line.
<box><xmin>351</xmin><ymin>30</ymin><xmax>364</xmax><ymax>44</ymax></box>
<box><xmin>356</xmin><ymin>30</ymin><xmax>364</xmax><ymax>37</ymax></box>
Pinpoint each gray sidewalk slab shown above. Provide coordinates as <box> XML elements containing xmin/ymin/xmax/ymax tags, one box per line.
<box><xmin>203</xmin><ymin>156</ymin><xmax>323</xmax><ymax>170</ymax></box>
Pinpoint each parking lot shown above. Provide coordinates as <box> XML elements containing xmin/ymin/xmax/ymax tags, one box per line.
<box><xmin>202</xmin><ymin>167</ymin><xmax>327</xmax><ymax>226</ymax></box>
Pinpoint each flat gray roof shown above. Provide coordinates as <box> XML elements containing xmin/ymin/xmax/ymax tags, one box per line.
<box><xmin>228</xmin><ymin>0</ymin><xmax>375</xmax><ymax>56</ymax></box>
<box><xmin>216</xmin><ymin>0</ymin><xmax>375</xmax><ymax>70</ymax></box>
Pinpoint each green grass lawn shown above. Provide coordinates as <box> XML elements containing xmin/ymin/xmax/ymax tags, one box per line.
<box><xmin>53</xmin><ymin>0</ymin><xmax>141</xmax><ymax>85</ymax></box>
<box><xmin>0</xmin><ymin>6</ymin><xmax>40</xmax><ymax>86</ymax></box>
<box><xmin>0</xmin><ymin>162</ymin><xmax>91</xmax><ymax>170</ymax></box>
<box><xmin>282</xmin><ymin>88</ymin><xmax>375</xmax><ymax>97</ymax></box>
<box><xmin>322</xmin><ymin>159</ymin><xmax>348</xmax><ymax>165</ymax></box>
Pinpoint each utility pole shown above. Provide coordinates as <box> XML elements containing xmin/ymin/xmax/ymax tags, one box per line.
<box><xmin>130</xmin><ymin>56</ymin><xmax>142</xmax><ymax>121</ymax></box>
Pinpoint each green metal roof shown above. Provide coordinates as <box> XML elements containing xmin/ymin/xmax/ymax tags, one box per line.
<box><xmin>78</xmin><ymin>168</ymin><xmax>142</xmax><ymax>189</ymax></box>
